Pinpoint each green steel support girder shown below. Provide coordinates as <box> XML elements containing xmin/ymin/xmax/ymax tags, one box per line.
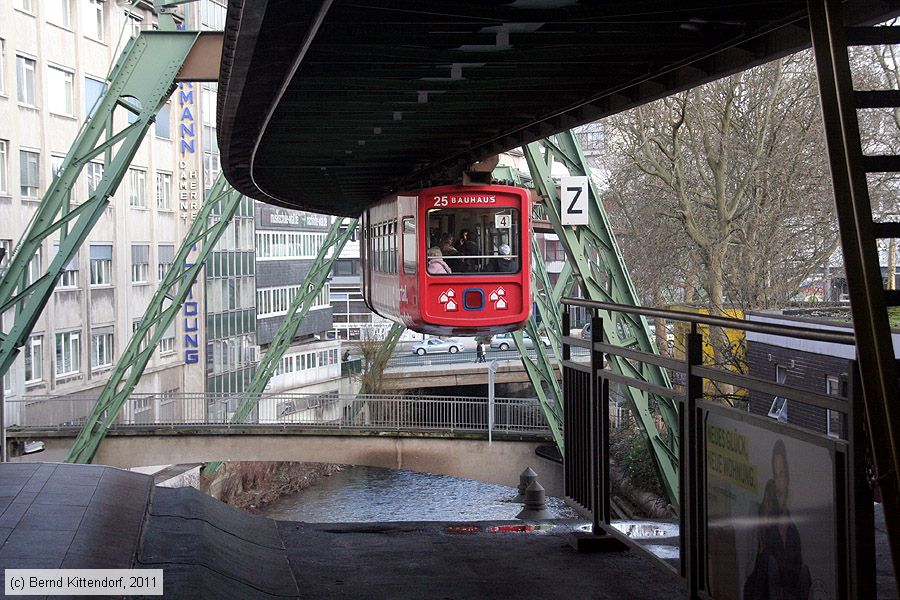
<box><xmin>202</xmin><ymin>217</ymin><xmax>361</xmax><ymax>479</ymax></box>
<box><xmin>492</xmin><ymin>164</ymin><xmax>567</xmax><ymax>448</ymax></box>
<box><xmin>523</xmin><ymin>131</ymin><xmax>680</xmax><ymax>508</ymax></box>
<box><xmin>66</xmin><ymin>174</ymin><xmax>244</xmax><ymax>464</ymax></box>
<box><xmin>0</xmin><ymin>32</ymin><xmax>200</xmax><ymax>380</ymax></box>
<box><xmin>510</xmin><ymin>235</ymin><xmax>564</xmax><ymax>450</ymax></box>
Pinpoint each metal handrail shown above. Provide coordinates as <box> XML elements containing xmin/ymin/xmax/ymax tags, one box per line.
<box><xmin>5</xmin><ymin>393</ymin><xmax>551</xmax><ymax>435</ymax></box>
<box><xmin>560</xmin><ymin>298</ymin><xmax>868</xmax><ymax>598</ymax></box>
<box><xmin>562</xmin><ymin>297</ymin><xmax>857</xmax><ymax>345</ymax></box>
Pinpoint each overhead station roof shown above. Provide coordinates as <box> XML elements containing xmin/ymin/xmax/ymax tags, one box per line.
<box><xmin>217</xmin><ymin>0</ymin><xmax>899</xmax><ymax>217</ymax></box>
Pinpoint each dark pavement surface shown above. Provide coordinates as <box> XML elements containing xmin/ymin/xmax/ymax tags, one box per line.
<box><xmin>278</xmin><ymin>520</ymin><xmax>685</xmax><ymax>600</ymax></box>
<box><xmin>0</xmin><ymin>463</ymin><xmax>896</xmax><ymax>599</ymax></box>
<box><xmin>0</xmin><ymin>462</ymin><xmax>148</xmax><ymax>575</ymax></box>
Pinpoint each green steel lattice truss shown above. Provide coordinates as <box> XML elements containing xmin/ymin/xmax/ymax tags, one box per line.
<box><xmin>519</xmin><ymin>131</ymin><xmax>679</xmax><ymax>507</ymax></box>
<box><xmin>66</xmin><ymin>173</ymin><xmax>245</xmax><ymax>464</ymax></box>
<box><xmin>0</xmin><ymin>32</ymin><xmax>201</xmax><ymax>381</ymax></box>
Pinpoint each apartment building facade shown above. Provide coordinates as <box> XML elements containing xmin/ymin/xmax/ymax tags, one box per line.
<box><xmin>0</xmin><ymin>1</ymin><xmax>210</xmax><ymax>425</ymax></box>
<box><xmin>255</xmin><ymin>203</ymin><xmax>342</xmax><ymax>395</ymax></box>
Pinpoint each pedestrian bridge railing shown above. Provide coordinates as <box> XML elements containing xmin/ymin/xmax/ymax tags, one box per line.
<box><xmin>5</xmin><ymin>393</ymin><xmax>550</xmax><ymax>437</ymax></box>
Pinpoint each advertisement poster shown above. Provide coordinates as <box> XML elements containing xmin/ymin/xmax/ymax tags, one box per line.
<box><xmin>706</xmin><ymin>412</ymin><xmax>837</xmax><ymax>600</ymax></box>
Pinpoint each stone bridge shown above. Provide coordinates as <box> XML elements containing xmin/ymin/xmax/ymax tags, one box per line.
<box><xmin>8</xmin><ymin>427</ymin><xmax>563</xmax><ymax>496</ymax></box>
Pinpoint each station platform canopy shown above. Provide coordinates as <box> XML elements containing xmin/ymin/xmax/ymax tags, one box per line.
<box><xmin>217</xmin><ymin>0</ymin><xmax>899</xmax><ymax>217</ymax></box>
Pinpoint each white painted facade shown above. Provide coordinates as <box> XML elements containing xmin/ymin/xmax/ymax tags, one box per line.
<box><xmin>0</xmin><ymin>1</ymin><xmax>206</xmax><ymax>425</ymax></box>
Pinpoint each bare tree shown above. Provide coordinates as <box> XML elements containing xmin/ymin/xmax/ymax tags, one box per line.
<box><xmin>601</xmin><ymin>54</ymin><xmax>838</xmax><ymax>321</ymax></box>
<box><xmin>356</xmin><ymin>328</ymin><xmax>394</xmax><ymax>395</ymax></box>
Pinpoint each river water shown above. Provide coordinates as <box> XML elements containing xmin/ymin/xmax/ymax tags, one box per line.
<box><xmin>259</xmin><ymin>465</ymin><xmax>580</xmax><ymax>522</ymax></box>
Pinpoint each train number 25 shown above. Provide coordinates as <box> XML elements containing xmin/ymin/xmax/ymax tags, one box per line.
<box><xmin>433</xmin><ymin>196</ymin><xmax>449</xmax><ymax>207</ymax></box>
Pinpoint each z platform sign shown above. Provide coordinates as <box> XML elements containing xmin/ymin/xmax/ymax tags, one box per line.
<box><xmin>560</xmin><ymin>176</ymin><xmax>589</xmax><ymax>226</ymax></box>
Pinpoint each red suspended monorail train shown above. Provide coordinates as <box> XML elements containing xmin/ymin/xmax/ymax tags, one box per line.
<box><xmin>362</xmin><ymin>184</ymin><xmax>532</xmax><ymax>336</ymax></box>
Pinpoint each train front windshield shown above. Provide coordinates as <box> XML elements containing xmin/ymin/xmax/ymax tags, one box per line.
<box><xmin>426</xmin><ymin>207</ymin><xmax>521</xmax><ymax>275</ymax></box>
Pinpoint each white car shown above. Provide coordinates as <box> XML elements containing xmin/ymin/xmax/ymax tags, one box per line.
<box><xmin>490</xmin><ymin>332</ymin><xmax>551</xmax><ymax>351</ymax></box>
<box><xmin>411</xmin><ymin>338</ymin><xmax>463</xmax><ymax>355</ymax></box>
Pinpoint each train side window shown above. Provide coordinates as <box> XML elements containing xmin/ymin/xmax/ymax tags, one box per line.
<box><xmin>402</xmin><ymin>217</ymin><xmax>416</xmax><ymax>274</ymax></box>
<box><xmin>376</xmin><ymin>223</ymin><xmax>384</xmax><ymax>272</ymax></box>
<box><xmin>389</xmin><ymin>220</ymin><xmax>397</xmax><ymax>274</ymax></box>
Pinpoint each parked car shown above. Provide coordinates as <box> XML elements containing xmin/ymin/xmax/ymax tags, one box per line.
<box><xmin>490</xmin><ymin>332</ymin><xmax>551</xmax><ymax>351</ymax></box>
<box><xmin>411</xmin><ymin>338</ymin><xmax>463</xmax><ymax>355</ymax></box>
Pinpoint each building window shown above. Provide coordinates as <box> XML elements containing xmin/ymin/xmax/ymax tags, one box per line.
<box><xmin>200</xmin><ymin>0</ymin><xmax>227</xmax><ymax>29</ymax></box>
<box><xmin>19</xmin><ymin>150</ymin><xmax>39</xmax><ymax>198</ymax></box>
<box><xmin>203</xmin><ymin>146</ymin><xmax>220</xmax><ymax>188</ymax></box>
<box><xmin>55</xmin><ymin>330</ymin><xmax>81</xmax><ymax>376</ymax></box>
<box><xmin>256</xmin><ymin>231</ymin><xmax>328</xmax><ymax>260</ymax></box>
<box><xmin>131</xmin><ymin>244</ymin><xmax>150</xmax><ymax>283</ymax></box>
<box><xmin>90</xmin><ymin>329</ymin><xmax>113</xmax><ymax>370</ymax></box>
<box><xmin>0</xmin><ymin>239</ymin><xmax>11</xmax><ymax>268</ymax></box>
<box><xmin>158</xmin><ymin>244</ymin><xmax>174</xmax><ymax>281</ymax></box>
<box><xmin>133</xmin><ymin>395</ymin><xmax>152</xmax><ymax>422</ymax></box>
<box><xmin>46</xmin><ymin>0</ymin><xmax>71</xmax><ymax>27</ymax></box>
<box><xmin>84</xmin><ymin>0</ymin><xmax>104</xmax><ymax>40</ymax></box>
<box><xmin>159</xmin><ymin>321</ymin><xmax>175</xmax><ymax>354</ymax></box>
<box><xmin>125</xmin><ymin>11</ymin><xmax>142</xmax><ymax>37</ymax></box>
<box><xmin>24</xmin><ymin>334</ymin><xmax>42</xmax><ymax>382</ymax></box>
<box><xmin>0</xmin><ymin>39</ymin><xmax>6</xmax><ymax>96</ymax></box>
<box><xmin>85</xmin><ymin>161</ymin><xmax>103</xmax><ymax>198</ymax></box>
<box><xmin>131</xmin><ymin>318</ymin><xmax>149</xmax><ymax>351</ymax></box>
<box><xmin>156</xmin><ymin>171</ymin><xmax>172</xmax><ymax>209</ymax></box>
<box><xmin>159</xmin><ymin>388</ymin><xmax>178</xmax><ymax>420</ymax></box>
<box><xmin>127</xmin><ymin>168</ymin><xmax>146</xmax><ymax>207</ymax></box>
<box><xmin>53</xmin><ymin>244</ymin><xmax>79</xmax><ymax>289</ymax></box>
<box><xmin>256</xmin><ymin>284</ymin><xmax>329</xmax><ymax>318</ymax></box>
<box><xmin>48</xmin><ymin>66</ymin><xmax>75</xmax><ymax>115</ymax></box>
<box><xmin>14</xmin><ymin>0</ymin><xmax>33</xmax><ymax>13</ymax></box>
<box><xmin>155</xmin><ymin>103</ymin><xmax>170</xmax><ymax>138</ymax></box>
<box><xmin>201</xmin><ymin>84</ymin><xmax>220</xmax><ymax>187</ymax></box>
<box><xmin>0</xmin><ymin>140</ymin><xmax>8</xmax><ymax>195</ymax></box>
<box><xmin>84</xmin><ymin>76</ymin><xmax>106</xmax><ymax>118</ymax></box>
<box><xmin>89</xmin><ymin>243</ymin><xmax>112</xmax><ymax>285</ymax></box>
<box><xmin>51</xmin><ymin>155</ymin><xmax>65</xmax><ymax>182</ymax></box>
<box><xmin>15</xmin><ymin>55</ymin><xmax>36</xmax><ymax>105</ymax></box>
<box><xmin>826</xmin><ymin>375</ymin><xmax>843</xmax><ymax>439</ymax></box>
<box><xmin>768</xmin><ymin>364</ymin><xmax>789</xmax><ymax>422</ymax></box>
<box><xmin>25</xmin><ymin>249</ymin><xmax>41</xmax><ymax>287</ymax></box>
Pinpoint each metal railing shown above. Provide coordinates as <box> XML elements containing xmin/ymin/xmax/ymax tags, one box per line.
<box><xmin>561</xmin><ymin>298</ymin><xmax>873</xmax><ymax>599</ymax></box>
<box><xmin>336</xmin><ymin>345</ymin><xmax>591</xmax><ymax>374</ymax></box>
<box><xmin>382</xmin><ymin>346</ymin><xmax>589</xmax><ymax>368</ymax></box>
<box><xmin>5</xmin><ymin>393</ymin><xmax>550</xmax><ymax>436</ymax></box>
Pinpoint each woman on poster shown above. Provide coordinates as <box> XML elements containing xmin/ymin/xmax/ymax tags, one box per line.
<box><xmin>743</xmin><ymin>440</ymin><xmax>811</xmax><ymax>600</ymax></box>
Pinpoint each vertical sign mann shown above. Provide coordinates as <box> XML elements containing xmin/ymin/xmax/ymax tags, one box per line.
<box><xmin>178</xmin><ymin>82</ymin><xmax>201</xmax><ymax>364</ymax></box>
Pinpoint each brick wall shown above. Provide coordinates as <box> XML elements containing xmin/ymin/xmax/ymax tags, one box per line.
<box><xmin>747</xmin><ymin>342</ymin><xmax>852</xmax><ymax>436</ymax></box>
